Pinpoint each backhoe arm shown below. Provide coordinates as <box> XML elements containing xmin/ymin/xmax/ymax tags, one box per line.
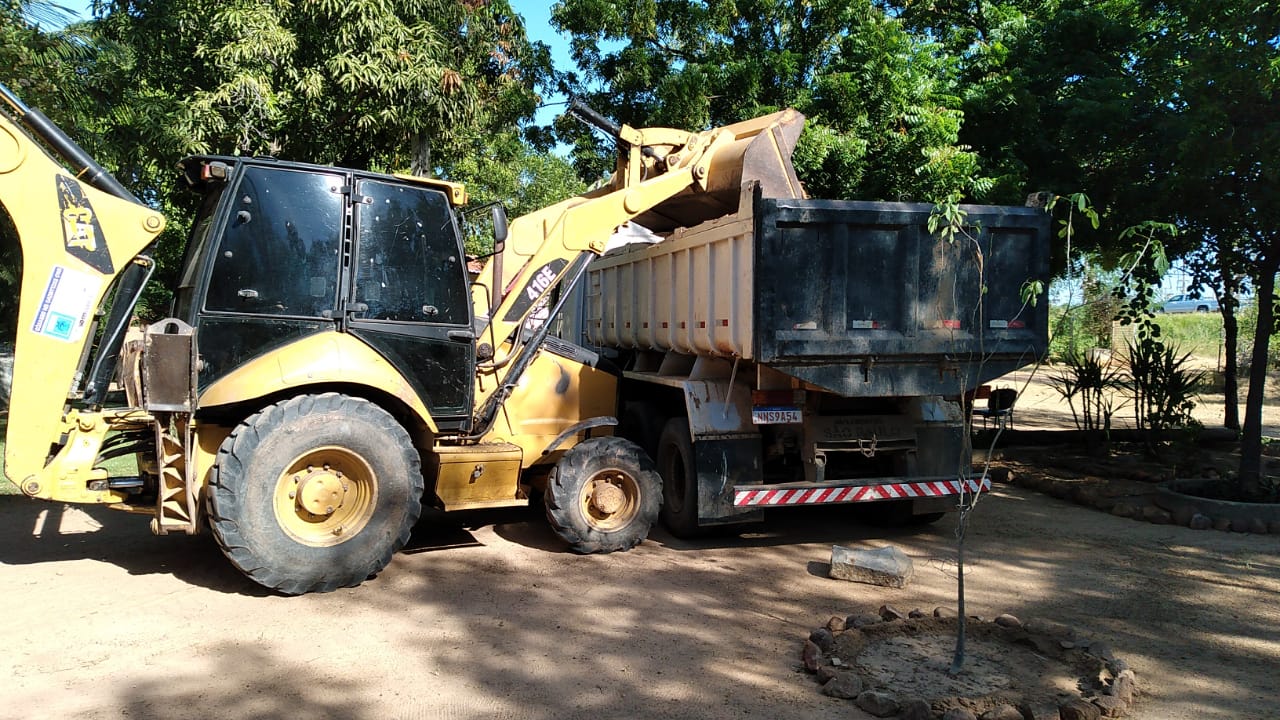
<box><xmin>0</xmin><ymin>85</ymin><xmax>165</xmax><ymax>501</ymax></box>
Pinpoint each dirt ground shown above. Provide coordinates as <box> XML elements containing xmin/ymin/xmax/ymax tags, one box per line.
<box><xmin>2</xmin><ymin>367</ymin><xmax>1278</xmax><ymax>720</ymax></box>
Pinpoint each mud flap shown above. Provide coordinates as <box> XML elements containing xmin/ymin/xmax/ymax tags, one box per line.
<box><xmin>695</xmin><ymin>437</ymin><xmax>763</xmax><ymax>526</ymax></box>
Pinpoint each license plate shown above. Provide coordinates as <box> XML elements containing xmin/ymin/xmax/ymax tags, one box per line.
<box><xmin>752</xmin><ymin>407</ymin><xmax>802</xmax><ymax>424</ymax></box>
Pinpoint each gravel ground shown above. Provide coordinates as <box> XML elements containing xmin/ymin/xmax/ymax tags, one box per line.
<box><xmin>1</xmin><ymin>476</ymin><xmax>1278</xmax><ymax>720</ymax></box>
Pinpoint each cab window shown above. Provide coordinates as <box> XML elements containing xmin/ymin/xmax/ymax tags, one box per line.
<box><xmin>353</xmin><ymin>180</ymin><xmax>468</xmax><ymax>324</ymax></box>
<box><xmin>204</xmin><ymin>166</ymin><xmax>343</xmax><ymax>316</ymax></box>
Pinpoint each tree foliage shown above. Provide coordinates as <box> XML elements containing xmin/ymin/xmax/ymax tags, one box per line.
<box><xmin>551</xmin><ymin>0</ymin><xmax>988</xmax><ymax>201</ymax></box>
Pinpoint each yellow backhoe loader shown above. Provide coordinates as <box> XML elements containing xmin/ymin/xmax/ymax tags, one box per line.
<box><xmin>0</xmin><ymin>83</ymin><xmax>804</xmax><ymax>593</ymax></box>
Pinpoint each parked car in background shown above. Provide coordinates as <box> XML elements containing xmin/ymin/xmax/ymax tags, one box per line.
<box><xmin>1161</xmin><ymin>293</ymin><xmax>1219</xmax><ymax>313</ymax></box>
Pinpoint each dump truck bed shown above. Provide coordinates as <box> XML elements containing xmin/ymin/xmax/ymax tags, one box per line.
<box><xmin>585</xmin><ymin>194</ymin><xmax>1050</xmax><ymax>397</ymax></box>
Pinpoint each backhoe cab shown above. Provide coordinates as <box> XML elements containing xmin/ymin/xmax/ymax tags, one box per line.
<box><xmin>0</xmin><ymin>83</ymin><xmax>805</xmax><ymax>593</ymax></box>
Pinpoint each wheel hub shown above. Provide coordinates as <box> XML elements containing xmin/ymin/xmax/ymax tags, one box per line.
<box><xmin>590</xmin><ymin>478</ymin><xmax>627</xmax><ymax>515</ymax></box>
<box><xmin>295</xmin><ymin>465</ymin><xmax>346</xmax><ymax>516</ymax></box>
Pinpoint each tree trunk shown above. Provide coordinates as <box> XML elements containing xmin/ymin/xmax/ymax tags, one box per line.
<box><xmin>411</xmin><ymin>132</ymin><xmax>432</xmax><ymax>177</ymax></box>
<box><xmin>1238</xmin><ymin>254</ymin><xmax>1278</xmax><ymax>499</ymax></box>
<box><xmin>1219</xmin><ymin>264</ymin><xmax>1241</xmax><ymax>431</ymax></box>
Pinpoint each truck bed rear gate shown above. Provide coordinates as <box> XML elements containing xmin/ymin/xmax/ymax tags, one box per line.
<box><xmin>754</xmin><ymin>197</ymin><xmax>1049</xmax><ymax>397</ymax></box>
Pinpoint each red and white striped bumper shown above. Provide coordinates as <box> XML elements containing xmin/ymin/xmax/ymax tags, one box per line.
<box><xmin>733</xmin><ymin>477</ymin><xmax>991</xmax><ymax>507</ymax></box>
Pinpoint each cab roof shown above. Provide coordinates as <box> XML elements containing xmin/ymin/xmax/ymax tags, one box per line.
<box><xmin>178</xmin><ymin>155</ymin><xmax>469</xmax><ymax>207</ymax></box>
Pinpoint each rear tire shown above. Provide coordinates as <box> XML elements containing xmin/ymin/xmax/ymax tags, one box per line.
<box><xmin>617</xmin><ymin>401</ymin><xmax>665</xmax><ymax>460</ymax></box>
<box><xmin>657</xmin><ymin>418</ymin><xmax>702</xmax><ymax>537</ymax></box>
<box><xmin>545</xmin><ymin>436</ymin><xmax>661</xmax><ymax>553</ymax></box>
<box><xmin>1196</xmin><ymin>305</ymin><xmax>1209</xmax><ymax>313</ymax></box>
<box><xmin>853</xmin><ymin>499</ymin><xmax>946</xmax><ymax>527</ymax></box>
<box><xmin>208</xmin><ymin>393</ymin><xmax>423</xmax><ymax>595</ymax></box>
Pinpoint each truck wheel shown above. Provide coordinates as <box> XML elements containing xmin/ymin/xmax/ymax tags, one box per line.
<box><xmin>209</xmin><ymin>393</ymin><xmax>423</xmax><ymax>595</ymax></box>
<box><xmin>657</xmin><ymin>418</ymin><xmax>702</xmax><ymax>537</ymax></box>
<box><xmin>854</xmin><ymin>500</ymin><xmax>945</xmax><ymax>527</ymax></box>
<box><xmin>617</xmin><ymin>400</ymin><xmax>664</xmax><ymax>460</ymax></box>
<box><xmin>545</xmin><ymin>436</ymin><xmax>660</xmax><ymax>553</ymax></box>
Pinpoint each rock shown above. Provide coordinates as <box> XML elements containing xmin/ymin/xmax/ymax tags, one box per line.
<box><xmin>855</xmin><ymin>690</ymin><xmax>900</xmax><ymax>717</ymax></box>
<box><xmin>830</xmin><ymin>656</ymin><xmax>844</xmax><ymax>667</ymax></box>
<box><xmin>908</xmin><ymin>608</ymin><xmax>927</xmax><ymax>619</ymax></box>
<box><xmin>943</xmin><ymin>709</ymin><xmax>978</xmax><ymax>720</ymax></box>
<box><xmin>1073</xmin><ymin>486</ymin><xmax>1101</xmax><ymax>506</ymax></box>
<box><xmin>1230</xmin><ymin>518</ymin><xmax>1250</xmax><ymax>533</ymax></box>
<box><xmin>850</xmin><ymin>613</ymin><xmax>883</xmax><ymax>629</ymax></box>
<box><xmin>1170</xmin><ymin>505</ymin><xmax>1195</xmax><ymax>526</ymax></box>
<box><xmin>820</xmin><ymin>672</ymin><xmax>863</xmax><ymax>699</ymax></box>
<box><xmin>878</xmin><ymin>604</ymin><xmax>906</xmax><ymax>621</ymax></box>
<box><xmin>1060</xmin><ymin>640</ymin><xmax>1076</xmax><ymax>649</ymax></box>
<box><xmin>830</xmin><ymin>545</ymin><xmax>914</xmax><ymax>588</ymax></box>
<box><xmin>801</xmin><ymin>639</ymin><xmax>821</xmax><ymax>672</ymax></box>
<box><xmin>1088</xmin><ymin>640</ymin><xmax>1115</xmax><ymax>661</ymax></box>
<box><xmin>1091</xmin><ymin>496</ymin><xmax>1119</xmax><ymax>512</ymax></box>
<box><xmin>1248</xmin><ymin>517</ymin><xmax>1269</xmax><ymax>534</ymax></box>
<box><xmin>826</xmin><ymin>615</ymin><xmax>847</xmax><ymax>632</ymax></box>
<box><xmin>1059</xmin><ymin>699</ymin><xmax>1102</xmax><ymax>720</ymax></box>
<box><xmin>994</xmin><ymin>613</ymin><xmax>1022</xmax><ymax>629</ymax></box>
<box><xmin>899</xmin><ymin>698</ymin><xmax>933</xmax><ymax>720</ymax></box>
<box><xmin>981</xmin><ymin>706</ymin><xmax>1024</xmax><ymax>720</ymax></box>
<box><xmin>1107</xmin><ymin>657</ymin><xmax>1129</xmax><ymax>674</ymax></box>
<box><xmin>809</xmin><ymin>627</ymin><xmax>836</xmax><ymax>653</ymax></box>
<box><xmin>1213</xmin><ymin>516</ymin><xmax>1233</xmax><ymax>532</ymax></box>
<box><xmin>1268</xmin><ymin>520</ymin><xmax>1280</xmax><ymax>534</ymax></box>
<box><xmin>816</xmin><ymin>665</ymin><xmax>840</xmax><ymax>683</ymax></box>
<box><xmin>1092</xmin><ymin>695</ymin><xmax>1128</xmax><ymax>718</ymax></box>
<box><xmin>1019</xmin><ymin>701</ymin><xmax>1062</xmax><ymax>720</ymax></box>
<box><xmin>1107</xmin><ymin>669</ymin><xmax>1137</xmax><ymax>703</ymax></box>
<box><xmin>989</xmin><ymin>466</ymin><xmax>1014</xmax><ymax>484</ymax></box>
<box><xmin>1189</xmin><ymin>513</ymin><xmax>1212</xmax><ymax>530</ymax></box>
<box><xmin>1025</xmin><ymin>618</ymin><xmax>1077</xmax><ymax>640</ymax></box>
<box><xmin>934</xmin><ymin>606</ymin><xmax>958</xmax><ymax>619</ymax></box>
<box><xmin>1110</xmin><ymin>502</ymin><xmax>1135</xmax><ymax>518</ymax></box>
<box><xmin>1140</xmin><ymin>505</ymin><xmax>1172</xmax><ymax>524</ymax></box>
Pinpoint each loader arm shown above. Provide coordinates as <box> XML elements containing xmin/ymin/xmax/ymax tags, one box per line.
<box><xmin>471</xmin><ymin>107</ymin><xmax>805</xmax><ymax>412</ymax></box>
<box><xmin>0</xmin><ymin>85</ymin><xmax>165</xmax><ymax>501</ymax></box>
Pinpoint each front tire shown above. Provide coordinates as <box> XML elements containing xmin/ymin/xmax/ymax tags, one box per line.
<box><xmin>209</xmin><ymin>393</ymin><xmax>424</xmax><ymax>595</ymax></box>
<box><xmin>545</xmin><ymin>436</ymin><xmax>661</xmax><ymax>553</ymax></box>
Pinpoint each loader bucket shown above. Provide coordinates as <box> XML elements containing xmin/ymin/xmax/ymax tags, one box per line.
<box><xmin>632</xmin><ymin>109</ymin><xmax>807</xmax><ymax>233</ymax></box>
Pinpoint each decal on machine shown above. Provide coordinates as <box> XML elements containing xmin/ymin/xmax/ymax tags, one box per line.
<box><xmin>56</xmin><ymin>175</ymin><xmax>114</xmax><ymax>274</ymax></box>
<box><xmin>501</xmin><ymin>258</ymin><xmax>567</xmax><ymax>324</ymax></box>
<box><xmin>32</xmin><ymin>265</ymin><xmax>101</xmax><ymax>343</ymax></box>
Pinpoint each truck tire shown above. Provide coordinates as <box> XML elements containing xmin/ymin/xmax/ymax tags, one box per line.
<box><xmin>545</xmin><ymin>436</ymin><xmax>660</xmax><ymax>553</ymax></box>
<box><xmin>208</xmin><ymin>393</ymin><xmax>424</xmax><ymax>595</ymax></box>
<box><xmin>617</xmin><ymin>400</ymin><xmax>665</xmax><ymax>460</ymax></box>
<box><xmin>657</xmin><ymin>418</ymin><xmax>702</xmax><ymax>537</ymax></box>
<box><xmin>854</xmin><ymin>499</ymin><xmax>945</xmax><ymax>527</ymax></box>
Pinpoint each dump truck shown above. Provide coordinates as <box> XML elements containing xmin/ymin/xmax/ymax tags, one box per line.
<box><xmin>0</xmin><ymin>82</ymin><xmax>806</xmax><ymax>593</ymax></box>
<box><xmin>559</xmin><ymin>123</ymin><xmax>1051</xmax><ymax>534</ymax></box>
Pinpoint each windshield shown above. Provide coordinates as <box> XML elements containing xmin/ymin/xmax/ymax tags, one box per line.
<box><xmin>172</xmin><ymin>183</ymin><xmax>228</xmax><ymax>319</ymax></box>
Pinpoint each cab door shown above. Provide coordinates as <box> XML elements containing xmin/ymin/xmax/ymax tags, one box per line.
<box><xmin>346</xmin><ymin>179</ymin><xmax>474</xmax><ymax>431</ymax></box>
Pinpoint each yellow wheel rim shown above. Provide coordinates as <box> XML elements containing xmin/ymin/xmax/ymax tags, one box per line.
<box><xmin>577</xmin><ymin>467</ymin><xmax>641</xmax><ymax>532</ymax></box>
<box><xmin>273</xmin><ymin>446</ymin><xmax>377</xmax><ymax>547</ymax></box>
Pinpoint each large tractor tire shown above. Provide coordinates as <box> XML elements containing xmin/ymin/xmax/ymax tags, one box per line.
<box><xmin>208</xmin><ymin>393</ymin><xmax>424</xmax><ymax>595</ymax></box>
<box><xmin>656</xmin><ymin>418</ymin><xmax>701</xmax><ymax>537</ymax></box>
<box><xmin>545</xmin><ymin>436</ymin><xmax>661</xmax><ymax>553</ymax></box>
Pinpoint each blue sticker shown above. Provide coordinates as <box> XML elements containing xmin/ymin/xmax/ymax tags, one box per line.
<box><xmin>47</xmin><ymin>312</ymin><xmax>75</xmax><ymax>340</ymax></box>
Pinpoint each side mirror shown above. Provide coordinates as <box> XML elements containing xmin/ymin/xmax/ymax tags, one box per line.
<box><xmin>491</xmin><ymin>204</ymin><xmax>508</xmax><ymax>251</ymax></box>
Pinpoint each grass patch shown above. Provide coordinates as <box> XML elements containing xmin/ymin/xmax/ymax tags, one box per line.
<box><xmin>1153</xmin><ymin>313</ymin><xmax>1223</xmax><ymax>357</ymax></box>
